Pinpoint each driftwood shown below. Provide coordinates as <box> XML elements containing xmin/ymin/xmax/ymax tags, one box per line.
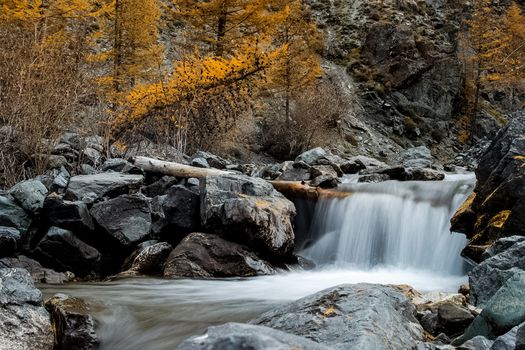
<box><xmin>130</xmin><ymin>156</ymin><xmax>351</xmax><ymax>200</ymax></box>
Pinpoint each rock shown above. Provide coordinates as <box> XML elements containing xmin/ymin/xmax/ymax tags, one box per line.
<box><xmin>129</xmin><ymin>242</ymin><xmax>172</xmax><ymax>275</ymax></box>
<box><xmin>516</xmin><ymin>323</ymin><xmax>525</xmax><ymax>350</ymax></box>
<box><xmin>45</xmin><ymin>293</ymin><xmax>99</xmax><ymax>350</ymax></box>
<box><xmin>253</xmin><ymin>284</ymin><xmax>424</xmax><ymax>349</ymax></box>
<box><xmin>295</xmin><ymin>147</ymin><xmax>328</xmax><ymax>165</ymax></box>
<box><xmin>489</xmin><ymin>322</ymin><xmax>525</xmax><ymax>350</ymax></box>
<box><xmin>405</xmin><ymin>168</ymin><xmax>445</xmax><ymax>181</ymax></box>
<box><xmin>121</xmin><ymin>240</ymin><xmax>159</xmax><ymax>271</ymax></box>
<box><xmin>0</xmin><ymin>195</ymin><xmax>31</xmax><ymax>235</ymax></box>
<box><xmin>33</xmin><ymin>227</ymin><xmax>101</xmax><ymax>277</ymax></box>
<box><xmin>420</xmin><ymin>302</ymin><xmax>474</xmax><ymax>337</ymax></box>
<box><xmin>358</xmin><ymin>173</ymin><xmax>390</xmax><ymax>183</ymax></box>
<box><xmin>0</xmin><ymin>268</ymin><xmax>54</xmax><ymax>350</ymax></box>
<box><xmin>82</xmin><ymin>147</ymin><xmax>102</xmax><ymax>166</ymax></box>
<box><xmin>402</xmin><ymin>146</ymin><xmax>433</xmax><ymax>168</ymax></box>
<box><xmin>0</xmin><ymin>255</ymin><xmax>73</xmax><ymax>284</ymax></box>
<box><xmin>311</xmin><ymin>174</ymin><xmax>340</xmax><ymax>188</ymax></box>
<box><xmin>186</xmin><ymin>177</ymin><xmax>200</xmax><ymax>187</ymax></box>
<box><xmin>50</xmin><ymin>166</ymin><xmax>71</xmax><ymax>192</ymax></box>
<box><xmin>80</xmin><ymin>164</ymin><xmax>97</xmax><ymax>175</ymax></box>
<box><xmin>190</xmin><ymin>157</ymin><xmax>210</xmax><ymax>168</ymax></box>
<box><xmin>451</xmin><ymin>114</ymin><xmax>525</xmax><ymax>251</ymax></box>
<box><xmin>101</xmin><ymin>158</ymin><xmax>139</xmax><ymax>174</ymax></box>
<box><xmin>340</xmin><ymin>156</ymin><xmax>386</xmax><ymax>174</ymax></box>
<box><xmin>458</xmin><ymin>336</ymin><xmax>493</xmax><ymax>350</ymax></box>
<box><xmin>90</xmin><ymin>194</ymin><xmax>152</xmax><ymax>248</ymax></box>
<box><xmin>176</xmin><ymin>322</ymin><xmax>331</xmax><ymax>350</ymax></box>
<box><xmin>0</xmin><ymin>226</ymin><xmax>20</xmax><ymax>257</ymax></box>
<box><xmin>191</xmin><ymin>151</ymin><xmax>229</xmax><ymax>169</ymax></box>
<box><xmin>469</xmin><ymin>239</ymin><xmax>525</xmax><ymax>307</ymax></box>
<box><xmin>310</xmin><ymin>164</ymin><xmax>340</xmax><ymax>179</ymax></box>
<box><xmin>140</xmin><ymin>176</ymin><xmax>178</xmax><ymax>197</ymax></box>
<box><xmin>59</xmin><ymin>132</ymin><xmax>81</xmax><ymax>149</ymax></box>
<box><xmin>65</xmin><ymin>173</ymin><xmax>144</xmax><ymax>204</ymax></box>
<box><xmin>276</xmin><ymin>162</ymin><xmax>312</xmax><ymax>181</ymax></box>
<box><xmin>460</xmin><ymin>271</ymin><xmax>525</xmax><ymax>342</ymax></box>
<box><xmin>200</xmin><ymin>175</ymin><xmax>296</xmax><ymax>258</ymax></box>
<box><xmin>482</xmin><ymin>236</ymin><xmax>525</xmax><ymax>260</ymax></box>
<box><xmin>152</xmin><ymin>185</ymin><xmax>200</xmax><ymax>239</ymax></box>
<box><xmin>47</xmin><ymin>155</ymin><xmax>69</xmax><ymax>169</ymax></box>
<box><xmin>163</xmin><ymin>232</ymin><xmax>274</xmax><ymax>278</ymax></box>
<box><xmin>459</xmin><ymin>283</ymin><xmax>470</xmax><ymax>298</ymax></box>
<box><xmin>42</xmin><ymin>194</ymin><xmax>94</xmax><ymax>232</ymax></box>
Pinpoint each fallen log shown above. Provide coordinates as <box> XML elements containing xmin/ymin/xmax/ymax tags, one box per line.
<box><xmin>130</xmin><ymin>156</ymin><xmax>351</xmax><ymax>200</ymax></box>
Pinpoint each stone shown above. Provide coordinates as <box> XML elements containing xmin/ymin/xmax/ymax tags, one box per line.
<box><xmin>420</xmin><ymin>302</ymin><xmax>474</xmax><ymax>337</ymax></box>
<box><xmin>516</xmin><ymin>323</ymin><xmax>525</xmax><ymax>350</ymax></box>
<box><xmin>200</xmin><ymin>175</ymin><xmax>296</xmax><ymax>258</ymax></box>
<box><xmin>163</xmin><ymin>232</ymin><xmax>274</xmax><ymax>278</ymax></box>
<box><xmin>33</xmin><ymin>227</ymin><xmax>101</xmax><ymax>277</ymax></box>
<box><xmin>190</xmin><ymin>157</ymin><xmax>210</xmax><ymax>168</ymax></box>
<box><xmin>101</xmin><ymin>158</ymin><xmax>133</xmax><ymax>172</ymax></box>
<box><xmin>80</xmin><ymin>164</ymin><xmax>97</xmax><ymax>175</ymax></box>
<box><xmin>65</xmin><ymin>173</ymin><xmax>144</xmax><ymax>204</ymax></box>
<box><xmin>358</xmin><ymin>173</ymin><xmax>390</xmax><ymax>183</ymax></box>
<box><xmin>340</xmin><ymin>156</ymin><xmax>386</xmax><ymax>174</ymax></box>
<box><xmin>0</xmin><ymin>255</ymin><xmax>73</xmax><ymax>284</ymax></box>
<box><xmin>45</xmin><ymin>293</ymin><xmax>99</xmax><ymax>350</ymax></box>
<box><xmin>482</xmin><ymin>236</ymin><xmax>525</xmax><ymax>260</ymax></box>
<box><xmin>140</xmin><ymin>176</ymin><xmax>178</xmax><ymax>197</ymax></box>
<box><xmin>152</xmin><ymin>185</ymin><xmax>200</xmax><ymax>238</ymax></box>
<box><xmin>0</xmin><ymin>268</ymin><xmax>54</xmax><ymax>350</ymax></box>
<box><xmin>42</xmin><ymin>194</ymin><xmax>94</xmax><ymax>232</ymax></box>
<box><xmin>9</xmin><ymin>179</ymin><xmax>48</xmax><ymax>212</ymax></box>
<box><xmin>458</xmin><ymin>336</ymin><xmax>493</xmax><ymax>350</ymax></box>
<box><xmin>460</xmin><ymin>271</ymin><xmax>525</xmax><ymax>342</ymax></box>
<box><xmin>82</xmin><ymin>147</ymin><xmax>102</xmax><ymax>166</ymax></box>
<box><xmin>295</xmin><ymin>147</ymin><xmax>328</xmax><ymax>165</ymax></box>
<box><xmin>469</xmin><ymin>239</ymin><xmax>525</xmax><ymax>307</ymax></box>
<box><xmin>51</xmin><ymin>166</ymin><xmax>71</xmax><ymax>192</ymax></box>
<box><xmin>176</xmin><ymin>322</ymin><xmax>331</xmax><ymax>350</ymax></box>
<box><xmin>310</xmin><ymin>174</ymin><xmax>340</xmax><ymax>188</ymax></box>
<box><xmin>129</xmin><ymin>242</ymin><xmax>172</xmax><ymax>275</ymax></box>
<box><xmin>0</xmin><ymin>226</ymin><xmax>20</xmax><ymax>257</ymax></box>
<box><xmin>253</xmin><ymin>284</ymin><xmax>424</xmax><ymax>349</ymax></box>
<box><xmin>310</xmin><ymin>164</ymin><xmax>340</xmax><ymax>179</ymax></box>
<box><xmin>191</xmin><ymin>151</ymin><xmax>229</xmax><ymax>169</ymax></box>
<box><xmin>402</xmin><ymin>146</ymin><xmax>433</xmax><ymax>168</ymax></box>
<box><xmin>121</xmin><ymin>240</ymin><xmax>159</xmax><ymax>271</ymax></box>
<box><xmin>90</xmin><ymin>194</ymin><xmax>152</xmax><ymax>248</ymax></box>
<box><xmin>0</xmin><ymin>195</ymin><xmax>31</xmax><ymax>235</ymax></box>
<box><xmin>405</xmin><ymin>168</ymin><xmax>445</xmax><ymax>181</ymax></box>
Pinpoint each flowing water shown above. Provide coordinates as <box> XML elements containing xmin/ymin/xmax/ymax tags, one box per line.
<box><xmin>40</xmin><ymin>173</ymin><xmax>475</xmax><ymax>350</ymax></box>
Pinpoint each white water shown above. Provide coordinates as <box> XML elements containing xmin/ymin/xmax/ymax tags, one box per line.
<box><xmin>40</xmin><ymin>174</ymin><xmax>475</xmax><ymax>349</ymax></box>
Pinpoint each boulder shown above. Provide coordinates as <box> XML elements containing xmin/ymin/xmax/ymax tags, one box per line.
<box><xmin>489</xmin><ymin>322</ymin><xmax>525</xmax><ymax>350</ymax></box>
<box><xmin>310</xmin><ymin>174</ymin><xmax>340</xmax><ymax>188</ymax></box>
<box><xmin>253</xmin><ymin>284</ymin><xmax>424</xmax><ymax>349</ymax></box>
<box><xmin>0</xmin><ymin>226</ymin><xmax>20</xmax><ymax>257</ymax></box>
<box><xmin>0</xmin><ymin>268</ymin><xmax>54</xmax><ymax>350</ymax></box>
<box><xmin>176</xmin><ymin>322</ymin><xmax>331</xmax><ymax>350</ymax></box>
<box><xmin>50</xmin><ymin>166</ymin><xmax>71</xmax><ymax>193</ymax></box>
<box><xmin>482</xmin><ymin>236</ymin><xmax>525</xmax><ymax>260</ymax></box>
<box><xmin>358</xmin><ymin>173</ymin><xmax>390</xmax><ymax>183</ymax></box>
<box><xmin>90</xmin><ymin>194</ymin><xmax>152</xmax><ymax>248</ymax></box>
<box><xmin>200</xmin><ymin>175</ymin><xmax>296</xmax><ymax>258</ymax></box>
<box><xmin>65</xmin><ymin>173</ymin><xmax>144</xmax><ymax>204</ymax></box>
<box><xmin>419</xmin><ymin>302</ymin><xmax>474</xmax><ymax>337</ymax></box>
<box><xmin>100</xmin><ymin>158</ymin><xmax>138</xmax><ymax>173</ymax></box>
<box><xmin>140</xmin><ymin>176</ymin><xmax>178</xmax><ymax>197</ymax></box>
<box><xmin>402</xmin><ymin>146</ymin><xmax>433</xmax><ymax>168</ymax></box>
<box><xmin>45</xmin><ymin>293</ymin><xmax>99</xmax><ymax>350</ymax></box>
<box><xmin>275</xmin><ymin>161</ymin><xmax>312</xmax><ymax>181</ymax></box>
<box><xmin>9</xmin><ymin>180</ymin><xmax>48</xmax><ymax>213</ymax></box>
<box><xmin>460</xmin><ymin>271</ymin><xmax>525</xmax><ymax>342</ymax></box>
<box><xmin>190</xmin><ymin>157</ymin><xmax>210</xmax><ymax>168</ymax></box>
<box><xmin>405</xmin><ymin>168</ymin><xmax>445</xmax><ymax>181</ymax></box>
<box><xmin>458</xmin><ymin>336</ymin><xmax>493</xmax><ymax>350</ymax></box>
<box><xmin>152</xmin><ymin>185</ymin><xmax>200</xmax><ymax>239</ymax></box>
<box><xmin>295</xmin><ymin>147</ymin><xmax>328</xmax><ymax>165</ymax></box>
<box><xmin>517</xmin><ymin>323</ymin><xmax>525</xmax><ymax>350</ymax></box>
<box><xmin>450</xmin><ymin>115</ymin><xmax>525</xmax><ymax>252</ymax></box>
<box><xmin>0</xmin><ymin>195</ymin><xmax>31</xmax><ymax>235</ymax></box>
<box><xmin>42</xmin><ymin>194</ymin><xmax>94</xmax><ymax>232</ymax></box>
<box><xmin>163</xmin><ymin>232</ymin><xmax>274</xmax><ymax>278</ymax></box>
<box><xmin>340</xmin><ymin>155</ymin><xmax>386</xmax><ymax>174</ymax></box>
<box><xmin>469</xmin><ymin>239</ymin><xmax>525</xmax><ymax>307</ymax></box>
<box><xmin>121</xmin><ymin>240</ymin><xmax>159</xmax><ymax>271</ymax></box>
<box><xmin>0</xmin><ymin>255</ymin><xmax>73</xmax><ymax>284</ymax></box>
<box><xmin>33</xmin><ymin>227</ymin><xmax>101</xmax><ymax>277</ymax></box>
<box><xmin>191</xmin><ymin>151</ymin><xmax>229</xmax><ymax>169</ymax></box>
<box><xmin>129</xmin><ymin>242</ymin><xmax>172</xmax><ymax>275</ymax></box>
<box><xmin>82</xmin><ymin>147</ymin><xmax>102</xmax><ymax>166</ymax></box>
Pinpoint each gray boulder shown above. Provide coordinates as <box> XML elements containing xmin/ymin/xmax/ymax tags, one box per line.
<box><xmin>0</xmin><ymin>268</ymin><xmax>54</xmax><ymax>350</ymax></box>
<box><xmin>0</xmin><ymin>255</ymin><xmax>73</xmax><ymax>284</ymax></box>
<box><xmin>9</xmin><ymin>179</ymin><xmax>48</xmax><ymax>213</ymax></box>
<box><xmin>33</xmin><ymin>227</ymin><xmax>101</xmax><ymax>277</ymax></box>
<box><xmin>420</xmin><ymin>302</ymin><xmax>474</xmax><ymax>337</ymax></box>
<box><xmin>163</xmin><ymin>232</ymin><xmax>274</xmax><ymax>278</ymax></box>
<box><xmin>90</xmin><ymin>194</ymin><xmax>152</xmax><ymax>248</ymax></box>
<box><xmin>405</xmin><ymin>168</ymin><xmax>445</xmax><ymax>181</ymax></box>
<box><xmin>191</xmin><ymin>151</ymin><xmax>229</xmax><ymax>169</ymax></box>
<box><xmin>517</xmin><ymin>323</ymin><xmax>525</xmax><ymax>350</ymax></box>
<box><xmin>100</xmin><ymin>158</ymin><xmax>137</xmax><ymax>173</ymax></box>
<box><xmin>140</xmin><ymin>176</ymin><xmax>178</xmax><ymax>197</ymax></box>
<box><xmin>461</xmin><ymin>271</ymin><xmax>525</xmax><ymax>342</ymax></box>
<box><xmin>65</xmin><ymin>173</ymin><xmax>144</xmax><ymax>204</ymax></box>
<box><xmin>43</xmin><ymin>195</ymin><xmax>94</xmax><ymax>232</ymax></box>
<box><xmin>191</xmin><ymin>157</ymin><xmax>210</xmax><ymax>168</ymax></box>
<box><xmin>129</xmin><ymin>242</ymin><xmax>172</xmax><ymax>275</ymax></box>
<box><xmin>402</xmin><ymin>146</ymin><xmax>433</xmax><ymax>168</ymax></box>
<box><xmin>469</xmin><ymin>239</ymin><xmax>525</xmax><ymax>307</ymax></box>
<box><xmin>176</xmin><ymin>322</ymin><xmax>332</xmax><ymax>350</ymax></box>
<box><xmin>200</xmin><ymin>175</ymin><xmax>296</xmax><ymax>258</ymax></box>
<box><xmin>253</xmin><ymin>284</ymin><xmax>424</xmax><ymax>349</ymax></box>
<box><xmin>0</xmin><ymin>195</ymin><xmax>31</xmax><ymax>235</ymax></box>
<box><xmin>482</xmin><ymin>236</ymin><xmax>525</xmax><ymax>260</ymax></box>
<box><xmin>459</xmin><ymin>336</ymin><xmax>493</xmax><ymax>350</ymax></box>
<box><xmin>340</xmin><ymin>155</ymin><xmax>386</xmax><ymax>174</ymax></box>
<box><xmin>45</xmin><ymin>293</ymin><xmax>99</xmax><ymax>350</ymax></box>
<box><xmin>0</xmin><ymin>226</ymin><xmax>20</xmax><ymax>257</ymax></box>
<box><xmin>295</xmin><ymin>147</ymin><xmax>328</xmax><ymax>165</ymax></box>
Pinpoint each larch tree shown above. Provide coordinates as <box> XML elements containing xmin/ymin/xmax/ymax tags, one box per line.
<box><xmin>500</xmin><ymin>2</ymin><xmax>525</xmax><ymax>91</ymax></box>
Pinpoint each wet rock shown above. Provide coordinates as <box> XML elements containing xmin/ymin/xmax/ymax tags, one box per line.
<box><xmin>0</xmin><ymin>268</ymin><xmax>54</xmax><ymax>350</ymax></box>
<box><xmin>460</xmin><ymin>271</ymin><xmax>525</xmax><ymax>342</ymax></box>
<box><xmin>163</xmin><ymin>232</ymin><xmax>274</xmax><ymax>278</ymax></box>
<box><xmin>90</xmin><ymin>194</ymin><xmax>152</xmax><ymax>248</ymax></box>
<box><xmin>200</xmin><ymin>175</ymin><xmax>296</xmax><ymax>258</ymax></box>
<box><xmin>402</xmin><ymin>146</ymin><xmax>433</xmax><ymax>168</ymax></box>
<box><xmin>33</xmin><ymin>227</ymin><xmax>101</xmax><ymax>277</ymax></box>
<box><xmin>405</xmin><ymin>168</ymin><xmax>445</xmax><ymax>181</ymax></box>
<box><xmin>469</xmin><ymin>239</ymin><xmax>525</xmax><ymax>307</ymax></box>
<box><xmin>0</xmin><ymin>195</ymin><xmax>31</xmax><ymax>235</ymax></box>
<box><xmin>482</xmin><ymin>236</ymin><xmax>525</xmax><ymax>260</ymax></box>
<box><xmin>45</xmin><ymin>293</ymin><xmax>99</xmax><ymax>350</ymax></box>
<box><xmin>9</xmin><ymin>180</ymin><xmax>48</xmax><ymax>213</ymax></box>
<box><xmin>152</xmin><ymin>185</ymin><xmax>200</xmax><ymax>239</ymax></box>
<box><xmin>0</xmin><ymin>226</ymin><xmax>20</xmax><ymax>257</ymax></box>
<box><xmin>420</xmin><ymin>302</ymin><xmax>474</xmax><ymax>337</ymax></box>
<box><xmin>488</xmin><ymin>322</ymin><xmax>525</xmax><ymax>350</ymax></box>
<box><xmin>0</xmin><ymin>255</ymin><xmax>73</xmax><ymax>284</ymax></box>
<box><xmin>253</xmin><ymin>283</ymin><xmax>424</xmax><ymax>349</ymax></box>
<box><xmin>43</xmin><ymin>194</ymin><xmax>94</xmax><ymax>232</ymax></box>
<box><xmin>310</xmin><ymin>164</ymin><xmax>340</xmax><ymax>179</ymax></box>
<box><xmin>121</xmin><ymin>240</ymin><xmax>159</xmax><ymax>271</ymax></box>
<box><xmin>358</xmin><ymin>173</ymin><xmax>390</xmax><ymax>183</ymax></box>
<box><xmin>65</xmin><ymin>173</ymin><xmax>144</xmax><ymax>204</ymax></box>
<box><xmin>516</xmin><ymin>323</ymin><xmax>525</xmax><ymax>350</ymax></box>
<box><xmin>310</xmin><ymin>174</ymin><xmax>340</xmax><ymax>188</ymax></box>
<box><xmin>176</xmin><ymin>322</ymin><xmax>331</xmax><ymax>350</ymax></box>
<box><xmin>340</xmin><ymin>156</ymin><xmax>386</xmax><ymax>174</ymax></box>
<box><xmin>129</xmin><ymin>242</ymin><xmax>172</xmax><ymax>275</ymax></box>
<box><xmin>458</xmin><ymin>336</ymin><xmax>493</xmax><ymax>350</ymax></box>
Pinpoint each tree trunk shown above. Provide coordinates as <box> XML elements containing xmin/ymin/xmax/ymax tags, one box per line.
<box><xmin>113</xmin><ymin>0</ymin><xmax>123</xmax><ymax>93</ymax></box>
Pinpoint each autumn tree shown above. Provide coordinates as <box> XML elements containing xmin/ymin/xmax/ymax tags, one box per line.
<box><xmin>500</xmin><ymin>2</ymin><xmax>525</xmax><ymax>91</ymax></box>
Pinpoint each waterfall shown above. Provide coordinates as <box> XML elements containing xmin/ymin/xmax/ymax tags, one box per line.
<box><xmin>301</xmin><ymin>174</ymin><xmax>475</xmax><ymax>275</ymax></box>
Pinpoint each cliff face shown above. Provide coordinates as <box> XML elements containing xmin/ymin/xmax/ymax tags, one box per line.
<box><xmin>305</xmin><ymin>0</ymin><xmax>470</xmax><ymax>162</ymax></box>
